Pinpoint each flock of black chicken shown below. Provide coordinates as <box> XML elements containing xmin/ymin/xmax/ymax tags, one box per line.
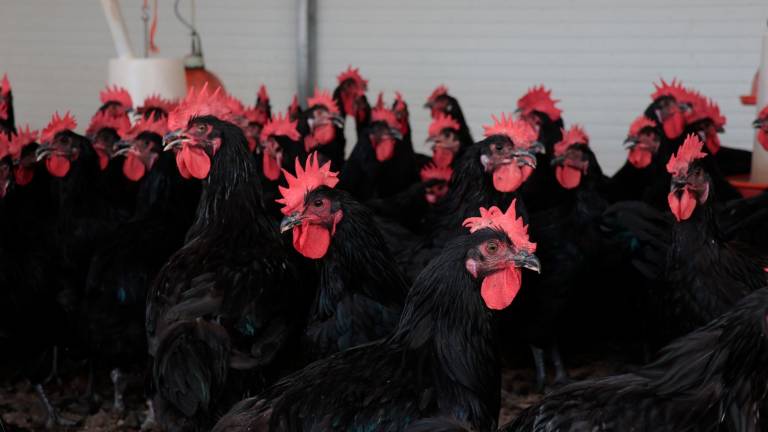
<box><xmin>1</xmin><ymin>67</ymin><xmax>768</xmax><ymax>431</ymax></box>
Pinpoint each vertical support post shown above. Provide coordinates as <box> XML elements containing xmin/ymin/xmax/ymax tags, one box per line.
<box><xmin>297</xmin><ymin>0</ymin><xmax>317</xmax><ymax>107</ymax></box>
<box><xmin>750</xmin><ymin>21</ymin><xmax>768</xmax><ymax>182</ymax></box>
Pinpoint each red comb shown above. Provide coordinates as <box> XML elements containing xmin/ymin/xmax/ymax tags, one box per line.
<box><xmin>243</xmin><ymin>105</ymin><xmax>269</xmax><ymax>125</ymax></box>
<box><xmin>759</xmin><ymin>105</ymin><xmax>768</xmax><ymax>120</ymax></box>
<box><xmin>41</xmin><ymin>112</ymin><xmax>78</xmax><ymax>144</ymax></box>
<box><xmin>684</xmin><ymin>91</ymin><xmax>726</xmax><ymax>129</ymax></box>
<box><xmin>483</xmin><ymin>113</ymin><xmax>538</xmax><ymax>149</ymax></box>
<box><xmin>426</xmin><ymin>85</ymin><xmax>448</xmax><ymax>104</ymax></box>
<box><xmin>141</xmin><ymin>94</ymin><xmax>176</xmax><ymax>113</ymax></box>
<box><xmin>394</xmin><ymin>91</ymin><xmax>407</xmax><ymax>111</ymax></box>
<box><xmin>167</xmin><ymin>84</ymin><xmax>226</xmax><ymax>131</ymax></box>
<box><xmin>260</xmin><ymin>112</ymin><xmax>300</xmax><ymax>142</ymax></box>
<box><xmin>463</xmin><ymin>200</ymin><xmax>536</xmax><ymax>253</ymax></box>
<box><xmin>100</xmin><ymin>85</ymin><xmax>133</xmax><ymax>109</ymax></box>
<box><xmin>257</xmin><ymin>84</ymin><xmax>269</xmax><ymax>102</ymax></box>
<box><xmin>554</xmin><ymin>125</ymin><xmax>589</xmax><ymax>156</ymax></box>
<box><xmin>517</xmin><ymin>85</ymin><xmax>561</xmax><ymax>121</ymax></box>
<box><xmin>86</xmin><ymin>110</ymin><xmax>131</xmax><ymax>137</ymax></box>
<box><xmin>428</xmin><ymin>113</ymin><xmax>460</xmax><ymax>138</ymax></box>
<box><xmin>8</xmin><ymin>125</ymin><xmax>39</xmax><ymax>160</ymax></box>
<box><xmin>0</xmin><ymin>134</ymin><xmax>10</xmax><ymax>160</ymax></box>
<box><xmin>420</xmin><ymin>163</ymin><xmax>453</xmax><ymax>182</ymax></box>
<box><xmin>124</xmin><ymin>115</ymin><xmax>168</xmax><ymax>140</ymax></box>
<box><xmin>307</xmin><ymin>89</ymin><xmax>340</xmax><ymax>114</ymax></box>
<box><xmin>371</xmin><ymin>107</ymin><xmax>400</xmax><ymax>130</ymax></box>
<box><xmin>336</xmin><ymin>66</ymin><xmax>368</xmax><ymax>90</ymax></box>
<box><xmin>651</xmin><ymin>78</ymin><xmax>686</xmax><ymax>101</ymax></box>
<box><xmin>628</xmin><ymin>116</ymin><xmax>657</xmax><ymax>137</ymax></box>
<box><xmin>1</xmin><ymin>74</ymin><xmax>10</xmax><ymax>95</ymax></box>
<box><xmin>276</xmin><ymin>152</ymin><xmax>339</xmax><ymax>215</ymax></box>
<box><xmin>666</xmin><ymin>134</ymin><xmax>707</xmax><ymax>175</ymax></box>
<box><xmin>375</xmin><ymin>92</ymin><xmax>385</xmax><ymax>110</ymax></box>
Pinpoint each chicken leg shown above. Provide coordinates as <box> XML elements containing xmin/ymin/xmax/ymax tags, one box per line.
<box><xmin>111</xmin><ymin>368</ymin><xmax>127</xmax><ymax>413</ymax></box>
<box><xmin>34</xmin><ymin>384</ymin><xmax>77</xmax><ymax>428</ymax></box>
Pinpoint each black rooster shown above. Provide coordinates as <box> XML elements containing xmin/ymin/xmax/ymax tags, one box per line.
<box><xmin>0</xmin><ymin>74</ymin><xmax>15</xmax><ymax>136</ymax></box>
<box><xmin>212</xmin><ymin>202</ymin><xmax>540</xmax><ymax>432</ymax></box>
<box><xmin>424</xmin><ymin>85</ymin><xmax>474</xmax><ymax>149</ymax></box>
<box><xmin>502</xmin><ymin>287</ymin><xmax>768</xmax><ymax>432</ymax></box>
<box><xmin>298</xmin><ymin>88</ymin><xmax>346</xmax><ymax>171</ymax></box>
<box><xmin>145</xmin><ymin>87</ymin><xmax>307</xmax><ymax>431</ymax></box>
<box><xmin>278</xmin><ymin>153</ymin><xmax>408</xmax><ymax>361</ymax></box>
<box><xmin>84</xmin><ymin>116</ymin><xmax>201</xmax><ymax>412</ymax></box>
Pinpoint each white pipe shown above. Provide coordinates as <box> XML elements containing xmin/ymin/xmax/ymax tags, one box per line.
<box><xmin>750</xmin><ymin>23</ymin><xmax>768</xmax><ymax>182</ymax></box>
<box><xmin>100</xmin><ymin>0</ymin><xmax>135</xmax><ymax>58</ymax></box>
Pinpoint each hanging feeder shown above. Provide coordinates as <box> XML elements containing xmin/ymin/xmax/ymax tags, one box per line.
<box><xmin>175</xmin><ymin>0</ymin><xmax>225</xmax><ymax>91</ymax></box>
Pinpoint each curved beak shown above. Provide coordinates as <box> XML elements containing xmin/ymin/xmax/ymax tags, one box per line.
<box><xmin>515</xmin><ymin>251</ymin><xmax>541</xmax><ymax>274</ymax></box>
<box><xmin>279</xmin><ymin>212</ymin><xmax>304</xmax><ymax>234</ymax></box>
<box><xmin>623</xmin><ymin>137</ymin><xmax>638</xmax><ymax>149</ymax></box>
<box><xmin>550</xmin><ymin>155</ymin><xmax>565</xmax><ymax>166</ymax></box>
<box><xmin>163</xmin><ymin>130</ymin><xmax>188</xmax><ymax>151</ymax></box>
<box><xmin>112</xmin><ymin>140</ymin><xmax>133</xmax><ymax>156</ymax></box>
<box><xmin>753</xmin><ymin>119</ymin><xmax>764</xmax><ymax>129</ymax></box>
<box><xmin>331</xmin><ymin>115</ymin><xmax>345</xmax><ymax>128</ymax></box>
<box><xmin>35</xmin><ymin>145</ymin><xmax>52</xmax><ymax>162</ymax></box>
<box><xmin>511</xmin><ymin>150</ymin><xmax>538</xmax><ymax>169</ymax></box>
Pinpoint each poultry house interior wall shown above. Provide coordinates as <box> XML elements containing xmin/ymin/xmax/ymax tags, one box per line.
<box><xmin>2</xmin><ymin>0</ymin><xmax>767</xmax><ymax>174</ymax></box>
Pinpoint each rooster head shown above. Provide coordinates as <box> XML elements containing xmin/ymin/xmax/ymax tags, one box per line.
<box><xmin>98</xmin><ymin>85</ymin><xmax>133</xmax><ymax>117</ymax></box>
<box><xmin>420</xmin><ymin>163</ymin><xmax>452</xmax><ymax>204</ymax></box>
<box><xmin>337</xmin><ymin>66</ymin><xmax>368</xmax><ymax>118</ymax></box>
<box><xmin>369</xmin><ymin>107</ymin><xmax>402</xmax><ymax>162</ymax></box>
<box><xmin>305</xmin><ymin>89</ymin><xmax>343</xmax><ymax>152</ymax></box>
<box><xmin>551</xmin><ymin>125</ymin><xmax>590</xmax><ymax>189</ymax></box>
<box><xmin>624</xmin><ymin>116</ymin><xmax>660</xmax><ymax>169</ymax></box>
<box><xmin>0</xmin><ymin>133</ymin><xmax>12</xmax><ymax>198</ymax></box>
<box><xmin>666</xmin><ymin>134</ymin><xmax>709</xmax><ymax>222</ymax></box>
<box><xmin>650</xmin><ymin>78</ymin><xmax>687</xmax><ymax>140</ymax></box>
<box><xmin>87</xmin><ymin>111</ymin><xmax>131</xmax><ymax>170</ymax></box>
<box><xmin>481</xmin><ymin>114</ymin><xmax>540</xmax><ymax>193</ymax></box>
<box><xmin>118</xmin><ymin>116</ymin><xmax>167</xmax><ymax>182</ymax></box>
<box><xmin>259</xmin><ymin>113</ymin><xmax>300</xmax><ymax>181</ymax></box>
<box><xmin>7</xmin><ymin>125</ymin><xmax>39</xmax><ymax>186</ymax></box>
<box><xmin>463</xmin><ymin>201</ymin><xmax>540</xmax><ymax>310</ymax></box>
<box><xmin>277</xmin><ymin>153</ymin><xmax>342</xmax><ymax>259</ymax></box>
<box><xmin>753</xmin><ymin>106</ymin><xmax>768</xmax><ymax>151</ymax></box>
<box><xmin>164</xmin><ymin>84</ymin><xmax>228</xmax><ymax>180</ymax></box>
<box><xmin>36</xmin><ymin>112</ymin><xmax>80</xmax><ymax>178</ymax></box>
<box><xmin>0</xmin><ymin>74</ymin><xmax>11</xmax><ymax>121</ymax></box>
<box><xmin>678</xmin><ymin>89</ymin><xmax>726</xmax><ymax>155</ymax></box>
<box><xmin>427</xmin><ymin>113</ymin><xmax>461</xmax><ymax>168</ymax></box>
<box><xmin>137</xmin><ymin>94</ymin><xmax>176</xmax><ymax>121</ymax></box>
<box><xmin>516</xmin><ymin>85</ymin><xmax>562</xmax><ymax>128</ymax></box>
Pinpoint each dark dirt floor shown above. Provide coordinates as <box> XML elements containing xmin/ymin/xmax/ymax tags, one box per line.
<box><xmin>1</xmin><ymin>353</ymin><xmax>632</xmax><ymax>431</ymax></box>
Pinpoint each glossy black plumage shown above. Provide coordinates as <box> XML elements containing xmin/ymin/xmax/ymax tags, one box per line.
<box><xmin>213</xmin><ymin>230</ymin><xmax>516</xmax><ymax>432</ymax></box>
<box><xmin>145</xmin><ymin>117</ymin><xmax>308</xmax><ymax>431</ymax></box>
<box><xmin>502</xmin><ymin>287</ymin><xmax>768</xmax><ymax>432</ymax></box>
<box><xmin>298</xmin><ymin>186</ymin><xmax>408</xmax><ymax>361</ymax></box>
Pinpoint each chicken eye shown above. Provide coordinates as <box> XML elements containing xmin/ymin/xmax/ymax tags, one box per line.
<box><xmin>494</xmin><ymin>143</ymin><xmax>504</xmax><ymax>151</ymax></box>
<box><xmin>313</xmin><ymin>199</ymin><xmax>323</xmax><ymax>208</ymax></box>
<box><xmin>486</xmin><ymin>241</ymin><xmax>499</xmax><ymax>254</ymax></box>
<box><xmin>196</xmin><ymin>124</ymin><xmax>206</xmax><ymax>133</ymax></box>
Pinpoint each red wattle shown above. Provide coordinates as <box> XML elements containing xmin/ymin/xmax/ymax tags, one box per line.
<box><xmin>668</xmin><ymin>189</ymin><xmax>697</xmax><ymax>222</ymax></box>
<box><xmin>628</xmin><ymin>147</ymin><xmax>652</xmax><ymax>168</ymax></box>
<box><xmin>663</xmin><ymin>112</ymin><xmax>685</xmax><ymax>140</ymax></box>
<box><xmin>263</xmin><ymin>153</ymin><xmax>281</xmax><ymax>181</ymax></box>
<box><xmin>492</xmin><ymin>163</ymin><xmax>523</xmax><ymax>192</ymax></box>
<box><xmin>374</xmin><ymin>138</ymin><xmax>396</xmax><ymax>162</ymax></box>
<box><xmin>13</xmin><ymin>167</ymin><xmax>34</xmax><ymax>186</ymax></box>
<box><xmin>312</xmin><ymin>124</ymin><xmax>336</xmax><ymax>145</ymax></box>
<box><xmin>555</xmin><ymin>165</ymin><xmax>582</xmax><ymax>189</ymax></box>
<box><xmin>480</xmin><ymin>266</ymin><xmax>522</xmax><ymax>310</ymax></box>
<box><xmin>180</xmin><ymin>145</ymin><xmax>211</xmax><ymax>180</ymax></box>
<box><xmin>46</xmin><ymin>155</ymin><xmax>71</xmax><ymax>177</ymax></box>
<box><xmin>123</xmin><ymin>154</ymin><xmax>146</xmax><ymax>181</ymax></box>
<box><xmin>432</xmin><ymin>147</ymin><xmax>454</xmax><ymax>168</ymax></box>
<box><xmin>292</xmin><ymin>222</ymin><xmax>332</xmax><ymax>259</ymax></box>
<box><xmin>95</xmin><ymin>149</ymin><xmax>109</xmax><ymax>171</ymax></box>
<box><xmin>758</xmin><ymin>129</ymin><xmax>768</xmax><ymax>151</ymax></box>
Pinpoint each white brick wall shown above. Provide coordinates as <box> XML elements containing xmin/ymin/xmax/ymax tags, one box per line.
<box><xmin>1</xmin><ymin>1</ymin><xmax>766</xmax><ymax>173</ymax></box>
